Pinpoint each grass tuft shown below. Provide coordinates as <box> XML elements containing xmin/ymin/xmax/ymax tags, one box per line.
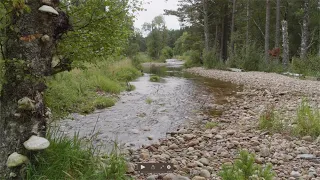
<box><xmin>205</xmin><ymin>122</ymin><xmax>218</xmax><ymax>129</ymax></box>
<box><xmin>258</xmin><ymin>104</ymin><xmax>284</xmax><ymax>133</ymax></box>
<box><xmin>293</xmin><ymin>99</ymin><xmax>320</xmax><ymax>138</ymax></box>
<box><xmin>145</xmin><ymin>97</ymin><xmax>153</xmax><ymax>104</ymax></box>
<box><xmin>149</xmin><ymin>75</ymin><xmax>160</xmax><ymax>82</ymax></box>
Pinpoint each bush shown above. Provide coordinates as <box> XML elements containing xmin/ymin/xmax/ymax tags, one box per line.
<box><xmin>291</xmin><ymin>55</ymin><xmax>320</xmax><ymax>77</ymax></box>
<box><xmin>149</xmin><ymin>75</ymin><xmax>160</xmax><ymax>82</ymax></box>
<box><xmin>219</xmin><ymin>150</ymin><xmax>275</xmax><ymax>180</ymax></box>
<box><xmin>258</xmin><ymin>104</ymin><xmax>284</xmax><ymax>133</ymax></box>
<box><xmin>93</xmin><ymin>96</ymin><xmax>115</xmax><ymax>109</ymax></box>
<box><xmin>293</xmin><ymin>99</ymin><xmax>320</xmax><ymax>138</ymax></box>
<box><xmin>183</xmin><ymin>50</ymin><xmax>202</xmax><ymax>68</ymax></box>
<box><xmin>26</xmin><ymin>132</ymin><xmax>130</xmax><ymax>180</ymax></box>
<box><xmin>160</xmin><ymin>46</ymin><xmax>174</xmax><ymax>61</ymax></box>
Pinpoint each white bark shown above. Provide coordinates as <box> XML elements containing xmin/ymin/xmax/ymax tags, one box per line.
<box><xmin>300</xmin><ymin>0</ymin><xmax>310</xmax><ymax>59</ymax></box>
<box><xmin>282</xmin><ymin>20</ymin><xmax>289</xmax><ymax>67</ymax></box>
<box><xmin>265</xmin><ymin>0</ymin><xmax>270</xmax><ymax>62</ymax></box>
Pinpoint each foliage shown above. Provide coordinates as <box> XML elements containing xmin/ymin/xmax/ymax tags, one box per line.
<box><xmin>149</xmin><ymin>75</ymin><xmax>160</xmax><ymax>82</ymax></box>
<box><xmin>183</xmin><ymin>50</ymin><xmax>202</xmax><ymax>68</ymax></box>
<box><xmin>293</xmin><ymin>99</ymin><xmax>320</xmax><ymax>138</ymax></box>
<box><xmin>291</xmin><ymin>55</ymin><xmax>320</xmax><ymax>77</ymax></box>
<box><xmin>202</xmin><ymin>49</ymin><xmax>225</xmax><ymax>69</ymax></box>
<box><xmin>205</xmin><ymin>122</ymin><xmax>218</xmax><ymax>129</ymax></box>
<box><xmin>145</xmin><ymin>97</ymin><xmax>153</xmax><ymax>104</ymax></box>
<box><xmin>56</xmin><ymin>0</ymin><xmax>142</xmax><ymax>66</ymax></box>
<box><xmin>258</xmin><ymin>104</ymin><xmax>284</xmax><ymax>133</ymax></box>
<box><xmin>219</xmin><ymin>150</ymin><xmax>275</xmax><ymax>180</ymax></box>
<box><xmin>26</xmin><ymin>131</ymin><xmax>130</xmax><ymax>180</ymax></box>
<box><xmin>45</xmin><ymin>59</ymin><xmax>141</xmax><ymax>119</ymax></box>
<box><xmin>160</xmin><ymin>46</ymin><xmax>174</xmax><ymax>61</ymax></box>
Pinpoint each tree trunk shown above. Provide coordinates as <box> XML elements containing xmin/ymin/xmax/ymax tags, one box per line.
<box><xmin>220</xmin><ymin>3</ymin><xmax>228</xmax><ymax>62</ymax></box>
<box><xmin>300</xmin><ymin>0</ymin><xmax>310</xmax><ymax>59</ymax></box>
<box><xmin>230</xmin><ymin>0</ymin><xmax>236</xmax><ymax>54</ymax></box>
<box><xmin>265</xmin><ymin>0</ymin><xmax>270</xmax><ymax>62</ymax></box>
<box><xmin>214</xmin><ymin>24</ymin><xmax>219</xmax><ymax>49</ymax></box>
<box><xmin>282</xmin><ymin>20</ymin><xmax>289</xmax><ymax>67</ymax></box>
<box><xmin>275</xmin><ymin>0</ymin><xmax>281</xmax><ymax>48</ymax></box>
<box><xmin>246</xmin><ymin>0</ymin><xmax>250</xmax><ymax>51</ymax></box>
<box><xmin>203</xmin><ymin>0</ymin><xmax>210</xmax><ymax>52</ymax></box>
<box><xmin>319</xmin><ymin>0</ymin><xmax>320</xmax><ymax>57</ymax></box>
<box><xmin>0</xmin><ymin>0</ymin><xmax>70</xmax><ymax>178</ymax></box>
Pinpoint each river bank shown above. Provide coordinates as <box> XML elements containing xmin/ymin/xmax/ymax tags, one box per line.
<box><xmin>128</xmin><ymin>67</ymin><xmax>320</xmax><ymax>180</ymax></box>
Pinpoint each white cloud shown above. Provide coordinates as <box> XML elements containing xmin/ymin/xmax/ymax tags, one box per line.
<box><xmin>133</xmin><ymin>0</ymin><xmax>180</xmax><ymax>30</ymax></box>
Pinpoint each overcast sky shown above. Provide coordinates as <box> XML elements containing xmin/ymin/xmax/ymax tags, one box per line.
<box><xmin>133</xmin><ymin>0</ymin><xmax>181</xmax><ymax>30</ymax></box>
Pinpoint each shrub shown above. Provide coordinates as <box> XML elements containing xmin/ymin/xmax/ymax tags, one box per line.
<box><xmin>160</xmin><ymin>46</ymin><xmax>174</xmax><ymax>61</ymax></box>
<box><xmin>149</xmin><ymin>75</ymin><xmax>160</xmax><ymax>82</ymax></box>
<box><xmin>291</xmin><ymin>55</ymin><xmax>320</xmax><ymax>77</ymax></box>
<box><xmin>183</xmin><ymin>50</ymin><xmax>202</xmax><ymax>68</ymax></box>
<box><xmin>219</xmin><ymin>150</ymin><xmax>275</xmax><ymax>180</ymax></box>
<box><xmin>293</xmin><ymin>99</ymin><xmax>320</xmax><ymax>138</ymax></box>
<box><xmin>203</xmin><ymin>49</ymin><xmax>221</xmax><ymax>69</ymax></box>
<box><xmin>258</xmin><ymin>104</ymin><xmax>284</xmax><ymax>133</ymax></box>
<box><xmin>93</xmin><ymin>96</ymin><xmax>115</xmax><ymax>109</ymax></box>
<box><xmin>145</xmin><ymin>97</ymin><xmax>153</xmax><ymax>104</ymax></box>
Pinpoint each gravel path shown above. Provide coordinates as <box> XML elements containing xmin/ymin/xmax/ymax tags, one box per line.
<box><xmin>126</xmin><ymin>67</ymin><xmax>320</xmax><ymax>180</ymax></box>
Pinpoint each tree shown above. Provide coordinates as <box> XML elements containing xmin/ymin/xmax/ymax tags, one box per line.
<box><xmin>231</xmin><ymin>0</ymin><xmax>237</xmax><ymax>54</ymax></box>
<box><xmin>275</xmin><ymin>0</ymin><xmax>281</xmax><ymax>49</ymax></box>
<box><xmin>282</xmin><ymin>20</ymin><xmax>289</xmax><ymax>67</ymax></box>
<box><xmin>300</xmin><ymin>0</ymin><xmax>310</xmax><ymax>59</ymax></box>
<box><xmin>265</xmin><ymin>0</ymin><xmax>270</xmax><ymax>62</ymax></box>
<box><xmin>0</xmin><ymin>0</ymin><xmax>70</xmax><ymax>177</ymax></box>
<box><xmin>203</xmin><ymin>0</ymin><xmax>209</xmax><ymax>51</ymax></box>
<box><xmin>0</xmin><ymin>0</ymin><xmax>138</xmax><ymax>178</ymax></box>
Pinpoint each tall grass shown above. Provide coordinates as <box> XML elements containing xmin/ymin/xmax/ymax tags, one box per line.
<box><xmin>45</xmin><ymin>58</ymin><xmax>141</xmax><ymax>119</ymax></box>
<box><xmin>26</xmin><ymin>130</ymin><xmax>130</xmax><ymax>180</ymax></box>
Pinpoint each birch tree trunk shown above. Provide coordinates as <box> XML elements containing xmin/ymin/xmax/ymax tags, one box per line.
<box><xmin>0</xmin><ymin>0</ymin><xmax>70</xmax><ymax>178</ymax></box>
<box><xmin>265</xmin><ymin>0</ymin><xmax>270</xmax><ymax>62</ymax></box>
<box><xmin>203</xmin><ymin>0</ymin><xmax>209</xmax><ymax>52</ymax></box>
<box><xmin>230</xmin><ymin>0</ymin><xmax>237</xmax><ymax>54</ymax></box>
<box><xmin>282</xmin><ymin>20</ymin><xmax>289</xmax><ymax>67</ymax></box>
<box><xmin>300</xmin><ymin>0</ymin><xmax>310</xmax><ymax>59</ymax></box>
<box><xmin>246</xmin><ymin>0</ymin><xmax>250</xmax><ymax>50</ymax></box>
<box><xmin>275</xmin><ymin>0</ymin><xmax>281</xmax><ymax>48</ymax></box>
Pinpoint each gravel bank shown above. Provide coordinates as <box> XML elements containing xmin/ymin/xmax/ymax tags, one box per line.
<box><xmin>185</xmin><ymin>67</ymin><xmax>320</xmax><ymax>97</ymax></box>
<box><xmin>125</xmin><ymin>67</ymin><xmax>320</xmax><ymax>180</ymax></box>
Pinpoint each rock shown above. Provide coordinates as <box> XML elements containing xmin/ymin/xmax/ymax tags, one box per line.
<box><xmin>140</xmin><ymin>151</ymin><xmax>150</xmax><ymax>160</ymax></box>
<box><xmin>126</xmin><ymin>162</ymin><xmax>135</xmax><ymax>173</ymax></box>
<box><xmin>183</xmin><ymin>134</ymin><xmax>196</xmax><ymax>140</ymax></box>
<box><xmin>163</xmin><ymin>173</ymin><xmax>177</xmax><ymax>180</ymax></box>
<box><xmin>198</xmin><ymin>158</ymin><xmax>209</xmax><ymax>166</ymax></box>
<box><xmin>188</xmin><ymin>139</ymin><xmax>199</xmax><ymax>147</ymax></box>
<box><xmin>147</xmin><ymin>175</ymin><xmax>158</xmax><ymax>180</ymax></box>
<box><xmin>6</xmin><ymin>152</ymin><xmax>29</xmax><ymax>168</ymax></box>
<box><xmin>302</xmin><ymin>136</ymin><xmax>313</xmax><ymax>141</ymax></box>
<box><xmin>169</xmin><ymin>144</ymin><xmax>179</xmax><ymax>150</ymax></box>
<box><xmin>192</xmin><ymin>176</ymin><xmax>206</xmax><ymax>180</ymax></box>
<box><xmin>296</xmin><ymin>154</ymin><xmax>316</xmax><ymax>159</ymax></box>
<box><xmin>147</xmin><ymin>136</ymin><xmax>154</xmax><ymax>140</ymax></box>
<box><xmin>227</xmin><ymin>130</ymin><xmax>236</xmax><ymax>135</ymax></box>
<box><xmin>290</xmin><ymin>171</ymin><xmax>301</xmax><ymax>178</ymax></box>
<box><xmin>214</xmin><ymin>134</ymin><xmax>223</xmax><ymax>139</ymax></box>
<box><xmin>131</xmin><ymin>129</ymin><xmax>140</xmax><ymax>134</ymax></box>
<box><xmin>23</xmin><ymin>135</ymin><xmax>50</xmax><ymax>151</ymax></box>
<box><xmin>260</xmin><ymin>147</ymin><xmax>270</xmax><ymax>157</ymax></box>
<box><xmin>199</xmin><ymin>169</ymin><xmax>211</xmax><ymax>178</ymax></box>
<box><xmin>297</xmin><ymin>147</ymin><xmax>309</xmax><ymax>154</ymax></box>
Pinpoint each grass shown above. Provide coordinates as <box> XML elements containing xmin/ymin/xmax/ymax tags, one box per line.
<box><xmin>26</xmin><ymin>130</ymin><xmax>131</xmax><ymax>180</ymax></box>
<box><xmin>149</xmin><ymin>75</ymin><xmax>160</xmax><ymax>82</ymax></box>
<box><xmin>45</xmin><ymin>58</ymin><xmax>142</xmax><ymax>119</ymax></box>
<box><xmin>258</xmin><ymin>100</ymin><xmax>320</xmax><ymax>138</ymax></box>
<box><xmin>145</xmin><ymin>97</ymin><xmax>153</xmax><ymax>104</ymax></box>
<box><xmin>205</xmin><ymin>122</ymin><xmax>218</xmax><ymax>129</ymax></box>
<box><xmin>293</xmin><ymin>99</ymin><xmax>320</xmax><ymax>138</ymax></box>
<box><xmin>258</xmin><ymin>104</ymin><xmax>284</xmax><ymax>133</ymax></box>
<box><xmin>219</xmin><ymin>150</ymin><xmax>275</xmax><ymax>180</ymax></box>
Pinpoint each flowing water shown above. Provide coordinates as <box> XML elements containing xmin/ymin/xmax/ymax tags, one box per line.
<box><xmin>54</xmin><ymin>59</ymin><xmax>242</xmax><ymax>153</ymax></box>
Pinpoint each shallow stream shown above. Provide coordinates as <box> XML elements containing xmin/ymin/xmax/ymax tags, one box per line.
<box><xmin>54</xmin><ymin>59</ymin><xmax>242</xmax><ymax>153</ymax></box>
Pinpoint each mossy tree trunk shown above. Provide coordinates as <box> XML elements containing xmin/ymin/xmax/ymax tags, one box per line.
<box><xmin>0</xmin><ymin>0</ymin><xmax>70</xmax><ymax>178</ymax></box>
<box><xmin>264</xmin><ymin>0</ymin><xmax>270</xmax><ymax>62</ymax></box>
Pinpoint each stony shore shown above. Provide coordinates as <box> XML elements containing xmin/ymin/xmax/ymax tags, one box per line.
<box><xmin>126</xmin><ymin>67</ymin><xmax>320</xmax><ymax>180</ymax></box>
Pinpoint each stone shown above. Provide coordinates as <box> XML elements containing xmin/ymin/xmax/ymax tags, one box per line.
<box><xmin>169</xmin><ymin>143</ymin><xmax>179</xmax><ymax>150</ymax></box>
<box><xmin>297</xmin><ymin>147</ymin><xmax>309</xmax><ymax>154</ymax></box>
<box><xmin>131</xmin><ymin>129</ymin><xmax>140</xmax><ymax>134</ymax></box>
<box><xmin>147</xmin><ymin>175</ymin><xmax>158</xmax><ymax>180</ymax></box>
<box><xmin>188</xmin><ymin>139</ymin><xmax>199</xmax><ymax>147</ymax></box>
<box><xmin>260</xmin><ymin>146</ymin><xmax>270</xmax><ymax>157</ymax></box>
<box><xmin>227</xmin><ymin>130</ymin><xmax>236</xmax><ymax>135</ymax></box>
<box><xmin>126</xmin><ymin>162</ymin><xmax>135</xmax><ymax>173</ymax></box>
<box><xmin>192</xmin><ymin>176</ymin><xmax>205</xmax><ymax>180</ymax></box>
<box><xmin>6</xmin><ymin>152</ymin><xmax>29</xmax><ymax>168</ymax></box>
<box><xmin>23</xmin><ymin>135</ymin><xmax>50</xmax><ymax>151</ymax></box>
<box><xmin>199</xmin><ymin>169</ymin><xmax>211</xmax><ymax>178</ymax></box>
<box><xmin>140</xmin><ymin>152</ymin><xmax>150</xmax><ymax>160</ymax></box>
<box><xmin>290</xmin><ymin>171</ymin><xmax>301</xmax><ymax>178</ymax></box>
<box><xmin>302</xmin><ymin>136</ymin><xmax>313</xmax><ymax>142</ymax></box>
<box><xmin>198</xmin><ymin>158</ymin><xmax>209</xmax><ymax>166</ymax></box>
<box><xmin>18</xmin><ymin>97</ymin><xmax>35</xmax><ymax>110</ymax></box>
<box><xmin>147</xmin><ymin>136</ymin><xmax>153</xmax><ymax>140</ymax></box>
<box><xmin>296</xmin><ymin>154</ymin><xmax>316</xmax><ymax>159</ymax></box>
<box><xmin>214</xmin><ymin>134</ymin><xmax>223</xmax><ymax>139</ymax></box>
<box><xmin>183</xmin><ymin>134</ymin><xmax>196</xmax><ymax>140</ymax></box>
<box><xmin>38</xmin><ymin>5</ymin><xmax>59</xmax><ymax>15</ymax></box>
<box><xmin>163</xmin><ymin>173</ymin><xmax>177</xmax><ymax>180</ymax></box>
